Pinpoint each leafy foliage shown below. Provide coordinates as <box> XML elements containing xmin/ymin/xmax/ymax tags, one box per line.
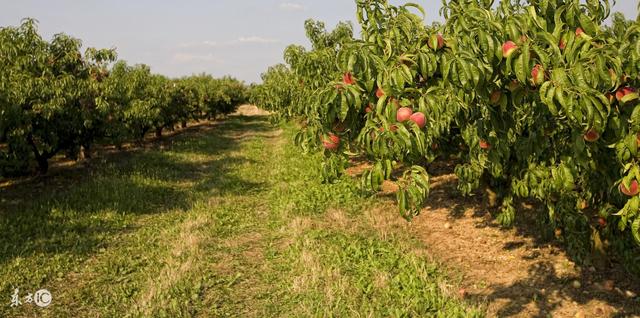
<box><xmin>0</xmin><ymin>19</ymin><xmax>247</xmax><ymax>176</ymax></box>
<box><xmin>253</xmin><ymin>0</ymin><xmax>640</xmax><ymax>271</ymax></box>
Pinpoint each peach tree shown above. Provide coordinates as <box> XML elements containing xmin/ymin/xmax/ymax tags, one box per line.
<box><xmin>0</xmin><ymin>19</ymin><xmax>116</xmax><ymax>174</ymax></box>
<box><xmin>0</xmin><ymin>19</ymin><xmax>248</xmax><ymax>176</ymax></box>
<box><xmin>253</xmin><ymin>0</ymin><xmax>640</xmax><ymax>271</ymax></box>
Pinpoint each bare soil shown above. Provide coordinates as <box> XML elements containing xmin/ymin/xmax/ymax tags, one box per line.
<box><xmin>349</xmin><ymin>159</ymin><xmax>640</xmax><ymax>317</ymax></box>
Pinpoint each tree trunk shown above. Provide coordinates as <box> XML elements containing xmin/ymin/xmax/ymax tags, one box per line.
<box><xmin>80</xmin><ymin>144</ymin><xmax>92</xmax><ymax>160</ymax></box>
<box><xmin>181</xmin><ymin>121</ymin><xmax>187</xmax><ymax>128</ymax></box>
<box><xmin>140</xmin><ymin>127</ymin><xmax>149</xmax><ymax>143</ymax></box>
<box><xmin>36</xmin><ymin>157</ymin><xmax>49</xmax><ymax>174</ymax></box>
<box><xmin>485</xmin><ymin>187</ymin><xmax>498</xmax><ymax>208</ymax></box>
<box><xmin>27</xmin><ymin>133</ymin><xmax>50</xmax><ymax>175</ymax></box>
<box><xmin>77</xmin><ymin>147</ymin><xmax>85</xmax><ymax>161</ymax></box>
<box><xmin>155</xmin><ymin>127</ymin><xmax>163</xmax><ymax>138</ymax></box>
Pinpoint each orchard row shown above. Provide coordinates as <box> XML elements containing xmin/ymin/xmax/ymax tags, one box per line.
<box><xmin>0</xmin><ymin>19</ymin><xmax>247</xmax><ymax>176</ymax></box>
<box><xmin>251</xmin><ymin>0</ymin><xmax>640</xmax><ymax>272</ymax></box>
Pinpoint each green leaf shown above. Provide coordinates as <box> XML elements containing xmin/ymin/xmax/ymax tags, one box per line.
<box><xmin>632</xmin><ymin>217</ymin><xmax>640</xmax><ymax>243</ymax></box>
<box><xmin>578</xmin><ymin>14</ymin><xmax>597</xmax><ymax>35</ymax></box>
<box><xmin>339</xmin><ymin>93</ymin><xmax>349</xmax><ymax>121</ymax></box>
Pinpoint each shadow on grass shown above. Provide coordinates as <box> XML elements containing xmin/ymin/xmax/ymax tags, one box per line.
<box><xmin>0</xmin><ymin>115</ymin><xmax>273</xmax><ymax>288</ymax></box>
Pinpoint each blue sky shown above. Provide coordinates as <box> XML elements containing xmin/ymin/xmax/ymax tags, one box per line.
<box><xmin>0</xmin><ymin>0</ymin><xmax>637</xmax><ymax>83</ymax></box>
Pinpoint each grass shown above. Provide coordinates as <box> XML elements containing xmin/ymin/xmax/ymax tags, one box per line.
<box><xmin>0</xmin><ymin>115</ymin><xmax>484</xmax><ymax>317</ymax></box>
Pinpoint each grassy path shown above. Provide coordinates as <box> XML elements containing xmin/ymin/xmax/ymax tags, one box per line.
<box><xmin>0</xmin><ymin>115</ymin><xmax>482</xmax><ymax>317</ymax></box>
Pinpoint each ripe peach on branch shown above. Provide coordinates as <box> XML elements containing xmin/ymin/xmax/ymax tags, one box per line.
<box><xmin>322</xmin><ymin>133</ymin><xmax>341</xmax><ymax>151</ymax></box>
<box><xmin>502</xmin><ymin>41</ymin><xmax>517</xmax><ymax>58</ymax></box>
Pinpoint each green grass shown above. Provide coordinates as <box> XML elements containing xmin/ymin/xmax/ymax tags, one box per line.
<box><xmin>0</xmin><ymin>115</ymin><xmax>484</xmax><ymax>317</ymax></box>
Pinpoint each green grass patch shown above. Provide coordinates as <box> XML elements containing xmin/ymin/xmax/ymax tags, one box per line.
<box><xmin>0</xmin><ymin>116</ymin><xmax>483</xmax><ymax>317</ymax></box>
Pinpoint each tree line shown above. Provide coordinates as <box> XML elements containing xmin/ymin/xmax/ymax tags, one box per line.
<box><xmin>0</xmin><ymin>19</ymin><xmax>247</xmax><ymax>176</ymax></box>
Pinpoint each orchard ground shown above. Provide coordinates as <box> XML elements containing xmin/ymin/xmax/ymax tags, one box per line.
<box><xmin>0</xmin><ymin>106</ymin><xmax>638</xmax><ymax>317</ymax></box>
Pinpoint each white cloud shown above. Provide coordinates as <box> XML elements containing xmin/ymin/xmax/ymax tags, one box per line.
<box><xmin>173</xmin><ymin>53</ymin><xmax>224</xmax><ymax>64</ymax></box>
<box><xmin>279</xmin><ymin>2</ymin><xmax>305</xmax><ymax>11</ymax></box>
<box><xmin>178</xmin><ymin>41</ymin><xmax>218</xmax><ymax>48</ymax></box>
<box><xmin>236</xmin><ymin>36</ymin><xmax>279</xmax><ymax>44</ymax></box>
<box><xmin>176</xmin><ymin>36</ymin><xmax>279</xmax><ymax>49</ymax></box>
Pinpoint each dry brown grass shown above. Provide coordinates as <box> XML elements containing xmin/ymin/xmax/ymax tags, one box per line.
<box><xmin>134</xmin><ymin>214</ymin><xmax>209</xmax><ymax>316</ymax></box>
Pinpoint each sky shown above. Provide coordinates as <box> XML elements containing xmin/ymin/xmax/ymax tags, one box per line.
<box><xmin>0</xmin><ymin>1</ymin><xmax>637</xmax><ymax>84</ymax></box>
